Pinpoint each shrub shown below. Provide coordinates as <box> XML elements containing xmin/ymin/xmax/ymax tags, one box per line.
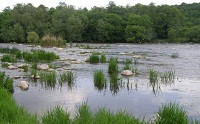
<box><xmin>40</xmin><ymin>34</ymin><xmax>66</xmax><ymax>47</ymax></box>
<box><xmin>0</xmin><ymin>72</ymin><xmax>14</xmax><ymax>93</ymax></box>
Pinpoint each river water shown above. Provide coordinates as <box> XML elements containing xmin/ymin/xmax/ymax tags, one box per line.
<box><xmin>1</xmin><ymin>43</ymin><xmax>200</xmax><ymax>121</ymax></box>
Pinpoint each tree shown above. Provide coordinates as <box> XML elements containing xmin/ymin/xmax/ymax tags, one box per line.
<box><xmin>96</xmin><ymin>19</ymin><xmax>109</xmax><ymax>42</ymax></box>
<box><xmin>27</xmin><ymin>31</ymin><xmax>39</xmax><ymax>43</ymax></box>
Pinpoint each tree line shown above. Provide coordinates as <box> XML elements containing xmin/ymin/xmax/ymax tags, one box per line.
<box><xmin>0</xmin><ymin>1</ymin><xmax>200</xmax><ymax>43</ymax></box>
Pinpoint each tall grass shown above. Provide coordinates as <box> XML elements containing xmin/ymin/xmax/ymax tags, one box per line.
<box><xmin>1</xmin><ymin>55</ymin><xmax>17</xmax><ymax>63</ymax></box>
<box><xmin>0</xmin><ymin>72</ymin><xmax>14</xmax><ymax>93</ymax></box>
<box><xmin>89</xmin><ymin>53</ymin><xmax>99</xmax><ymax>63</ymax></box>
<box><xmin>93</xmin><ymin>70</ymin><xmax>107</xmax><ymax>91</ymax></box>
<box><xmin>123</xmin><ymin>58</ymin><xmax>132</xmax><ymax>64</ymax></box>
<box><xmin>149</xmin><ymin>69</ymin><xmax>159</xmax><ymax>94</ymax></box>
<box><xmin>39</xmin><ymin>71</ymin><xmax>57</xmax><ymax>89</ymax></box>
<box><xmin>0</xmin><ymin>88</ymin><xmax>38</xmax><ymax>124</ymax></box>
<box><xmin>160</xmin><ymin>70</ymin><xmax>175</xmax><ymax>83</ymax></box>
<box><xmin>123</xmin><ymin>64</ymin><xmax>132</xmax><ymax>70</ymax></box>
<box><xmin>17</xmin><ymin>50</ymin><xmax>59</xmax><ymax>62</ymax></box>
<box><xmin>40</xmin><ymin>34</ymin><xmax>66</xmax><ymax>47</ymax></box>
<box><xmin>42</xmin><ymin>106</ymin><xmax>71</xmax><ymax>124</ymax></box>
<box><xmin>100</xmin><ymin>54</ymin><xmax>106</xmax><ymax>63</ymax></box>
<box><xmin>154</xmin><ymin>103</ymin><xmax>188</xmax><ymax>124</ymax></box>
<box><xmin>110</xmin><ymin>73</ymin><xmax>121</xmax><ymax>95</ymax></box>
<box><xmin>59</xmin><ymin>71</ymin><xmax>75</xmax><ymax>88</ymax></box>
<box><xmin>0</xmin><ymin>47</ymin><xmax>20</xmax><ymax>54</ymax></box>
<box><xmin>108</xmin><ymin>57</ymin><xmax>118</xmax><ymax>74</ymax></box>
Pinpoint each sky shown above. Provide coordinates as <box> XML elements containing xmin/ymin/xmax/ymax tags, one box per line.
<box><xmin>0</xmin><ymin>0</ymin><xmax>199</xmax><ymax>12</ymax></box>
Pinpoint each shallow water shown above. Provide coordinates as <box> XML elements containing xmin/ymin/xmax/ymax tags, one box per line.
<box><xmin>1</xmin><ymin>43</ymin><xmax>200</xmax><ymax>121</ymax></box>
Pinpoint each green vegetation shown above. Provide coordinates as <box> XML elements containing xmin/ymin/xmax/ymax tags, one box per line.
<box><xmin>160</xmin><ymin>70</ymin><xmax>175</xmax><ymax>83</ymax></box>
<box><xmin>1</xmin><ymin>55</ymin><xmax>17</xmax><ymax>63</ymax></box>
<box><xmin>1</xmin><ymin>2</ymin><xmax>200</xmax><ymax>43</ymax></box>
<box><xmin>123</xmin><ymin>64</ymin><xmax>132</xmax><ymax>70</ymax></box>
<box><xmin>89</xmin><ymin>53</ymin><xmax>100</xmax><ymax>64</ymax></box>
<box><xmin>0</xmin><ymin>72</ymin><xmax>14</xmax><ymax>93</ymax></box>
<box><xmin>94</xmin><ymin>70</ymin><xmax>107</xmax><ymax>91</ymax></box>
<box><xmin>123</xmin><ymin>58</ymin><xmax>132</xmax><ymax>64</ymax></box>
<box><xmin>149</xmin><ymin>69</ymin><xmax>158</xmax><ymax>84</ymax></box>
<box><xmin>42</xmin><ymin>106</ymin><xmax>70</xmax><ymax>124</ymax></box>
<box><xmin>1</xmin><ymin>62</ymin><xmax>10</xmax><ymax>68</ymax></box>
<box><xmin>17</xmin><ymin>50</ymin><xmax>59</xmax><ymax>62</ymax></box>
<box><xmin>100</xmin><ymin>54</ymin><xmax>107</xmax><ymax>63</ymax></box>
<box><xmin>108</xmin><ymin>57</ymin><xmax>118</xmax><ymax>74</ymax></box>
<box><xmin>59</xmin><ymin>71</ymin><xmax>75</xmax><ymax>85</ymax></box>
<box><xmin>0</xmin><ymin>47</ymin><xmax>20</xmax><ymax>54</ymax></box>
<box><xmin>39</xmin><ymin>71</ymin><xmax>57</xmax><ymax>89</ymax></box>
<box><xmin>154</xmin><ymin>103</ymin><xmax>188</xmax><ymax>124</ymax></box>
<box><xmin>40</xmin><ymin>35</ymin><xmax>66</xmax><ymax>47</ymax></box>
<box><xmin>0</xmin><ymin>88</ymin><xmax>38</xmax><ymax>124</ymax></box>
<box><xmin>110</xmin><ymin>73</ymin><xmax>121</xmax><ymax>95</ymax></box>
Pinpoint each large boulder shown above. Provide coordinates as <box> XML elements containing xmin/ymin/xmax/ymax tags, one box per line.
<box><xmin>17</xmin><ymin>81</ymin><xmax>29</xmax><ymax>90</ymax></box>
<box><xmin>121</xmin><ymin>70</ymin><xmax>133</xmax><ymax>76</ymax></box>
<box><xmin>37</xmin><ymin>64</ymin><xmax>49</xmax><ymax>70</ymax></box>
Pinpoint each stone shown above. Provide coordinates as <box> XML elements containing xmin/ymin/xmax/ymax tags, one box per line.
<box><xmin>13</xmin><ymin>76</ymin><xmax>20</xmax><ymax>79</ymax></box>
<box><xmin>17</xmin><ymin>81</ymin><xmax>29</xmax><ymax>90</ymax></box>
<box><xmin>121</xmin><ymin>70</ymin><xmax>133</xmax><ymax>76</ymax></box>
<box><xmin>119</xmin><ymin>52</ymin><xmax>126</xmax><ymax>55</ymax></box>
<box><xmin>55</xmin><ymin>47</ymin><xmax>64</xmax><ymax>51</ymax></box>
<box><xmin>37</xmin><ymin>64</ymin><xmax>49</xmax><ymax>70</ymax></box>
<box><xmin>18</xmin><ymin>69</ymin><xmax>24</xmax><ymax>72</ymax></box>
<box><xmin>5</xmin><ymin>62</ymin><xmax>13</xmax><ymax>65</ymax></box>
<box><xmin>132</xmin><ymin>55</ymin><xmax>142</xmax><ymax>59</ymax></box>
<box><xmin>7</xmin><ymin>65</ymin><xmax>18</xmax><ymax>70</ymax></box>
<box><xmin>48</xmin><ymin>68</ymin><xmax>55</xmax><ymax>72</ymax></box>
<box><xmin>18</xmin><ymin>64</ymin><xmax>27</xmax><ymax>68</ymax></box>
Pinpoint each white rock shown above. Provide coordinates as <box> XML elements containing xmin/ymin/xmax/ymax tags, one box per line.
<box><xmin>48</xmin><ymin>68</ymin><xmax>55</xmax><ymax>72</ymax></box>
<box><xmin>17</xmin><ymin>81</ymin><xmax>29</xmax><ymax>90</ymax></box>
<box><xmin>71</xmin><ymin>60</ymin><xmax>81</xmax><ymax>64</ymax></box>
<box><xmin>37</xmin><ymin>64</ymin><xmax>49</xmax><ymax>70</ymax></box>
<box><xmin>5</xmin><ymin>62</ymin><xmax>13</xmax><ymax>65</ymax></box>
<box><xmin>55</xmin><ymin>47</ymin><xmax>64</xmax><ymax>51</ymax></box>
<box><xmin>18</xmin><ymin>64</ymin><xmax>27</xmax><ymax>68</ymax></box>
<box><xmin>121</xmin><ymin>70</ymin><xmax>133</xmax><ymax>76</ymax></box>
<box><xmin>132</xmin><ymin>55</ymin><xmax>142</xmax><ymax>59</ymax></box>
<box><xmin>119</xmin><ymin>52</ymin><xmax>126</xmax><ymax>55</ymax></box>
<box><xmin>31</xmin><ymin>75</ymin><xmax>40</xmax><ymax>79</ymax></box>
<box><xmin>7</xmin><ymin>65</ymin><xmax>18</xmax><ymax>70</ymax></box>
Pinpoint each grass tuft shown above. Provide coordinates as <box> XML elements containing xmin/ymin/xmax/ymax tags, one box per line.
<box><xmin>1</xmin><ymin>55</ymin><xmax>17</xmax><ymax>63</ymax></box>
<box><xmin>89</xmin><ymin>53</ymin><xmax>99</xmax><ymax>64</ymax></box>
<box><xmin>108</xmin><ymin>57</ymin><xmax>118</xmax><ymax>74</ymax></box>
<box><xmin>94</xmin><ymin>70</ymin><xmax>107</xmax><ymax>91</ymax></box>
<box><xmin>0</xmin><ymin>72</ymin><xmax>14</xmax><ymax>93</ymax></box>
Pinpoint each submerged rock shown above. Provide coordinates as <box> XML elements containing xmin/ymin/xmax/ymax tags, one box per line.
<box><xmin>132</xmin><ymin>55</ymin><xmax>142</xmax><ymax>59</ymax></box>
<box><xmin>13</xmin><ymin>76</ymin><xmax>20</xmax><ymax>79</ymax></box>
<box><xmin>7</xmin><ymin>65</ymin><xmax>18</xmax><ymax>70</ymax></box>
<box><xmin>37</xmin><ymin>64</ymin><xmax>49</xmax><ymax>70</ymax></box>
<box><xmin>121</xmin><ymin>70</ymin><xmax>133</xmax><ymax>76</ymax></box>
<box><xmin>17</xmin><ymin>81</ymin><xmax>29</xmax><ymax>90</ymax></box>
<box><xmin>119</xmin><ymin>52</ymin><xmax>126</xmax><ymax>55</ymax></box>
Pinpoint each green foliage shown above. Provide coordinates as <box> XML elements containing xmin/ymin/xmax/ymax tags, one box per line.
<box><xmin>0</xmin><ymin>72</ymin><xmax>14</xmax><ymax>93</ymax></box>
<box><xmin>1</xmin><ymin>55</ymin><xmax>17</xmax><ymax>63</ymax></box>
<box><xmin>42</xmin><ymin>106</ymin><xmax>71</xmax><ymax>124</ymax></box>
<box><xmin>123</xmin><ymin>64</ymin><xmax>132</xmax><ymax>70</ymax></box>
<box><xmin>94</xmin><ymin>70</ymin><xmax>107</xmax><ymax>91</ymax></box>
<box><xmin>108</xmin><ymin>57</ymin><xmax>118</xmax><ymax>74</ymax></box>
<box><xmin>40</xmin><ymin>35</ymin><xmax>66</xmax><ymax>47</ymax></box>
<box><xmin>160</xmin><ymin>70</ymin><xmax>175</xmax><ymax>83</ymax></box>
<box><xmin>100</xmin><ymin>54</ymin><xmax>106</xmax><ymax>63</ymax></box>
<box><xmin>154</xmin><ymin>103</ymin><xmax>188</xmax><ymax>124</ymax></box>
<box><xmin>27</xmin><ymin>31</ymin><xmax>39</xmax><ymax>44</ymax></box>
<box><xmin>89</xmin><ymin>53</ymin><xmax>99</xmax><ymax>64</ymax></box>
<box><xmin>1</xmin><ymin>62</ymin><xmax>10</xmax><ymax>68</ymax></box>
<box><xmin>39</xmin><ymin>71</ymin><xmax>57</xmax><ymax>89</ymax></box>
<box><xmin>0</xmin><ymin>47</ymin><xmax>20</xmax><ymax>54</ymax></box>
<box><xmin>59</xmin><ymin>71</ymin><xmax>75</xmax><ymax>87</ymax></box>
<box><xmin>0</xmin><ymin>88</ymin><xmax>38</xmax><ymax>124</ymax></box>
<box><xmin>18</xmin><ymin>50</ymin><xmax>59</xmax><ymax>62</ymax></box>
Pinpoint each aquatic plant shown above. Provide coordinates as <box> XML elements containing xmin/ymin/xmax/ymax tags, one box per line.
<box><xmin>123</xmin><ymin>64</ymin><xmax>132</xmax><ymax>70</ymax></box>
<box><xmin>123</xmin><ymin>58</ymin><xmax>132</xmax><ymax>64</ymax></box>
<box><xmin>20</xmin><ymin>50</ymin><xmax>59</xmax><ymax>62</ymax></box>
<box><xmin>160</xmin><ymin>70</ymin><xmax>175</xmax><ymax>83</ymax></box>
<box><xmin>171</xmin><ymin>53</ymin><xmax>179</xmax><ymax>58</ymax></box>
<box><xmin>48</xmin><ymin>63</ymin><xmax>57</xmax><ymax>69</ymax></box>
<box><xmin>108</xmin><ymin>57</ymin><xmax>118</xmax><ymax>74</ymax></box>
<box><xmin>1</xmin><ymin>62</ymin><xmax>10</xmax><ymax>68</ymax></box>
<box><xmin>0</xmin><ymin>47</ymin><xmax>20</xmax><ymax>54</ymax></box>
<box><xmin>154</xmin><ymin>103</ymin><xmax>188</xmax><ymax>124</ymax></box>
<box><xmin>93</xmin><ymin>70</ymin><xmax>107</xmax><ymax>91</ymax></box>
<box><xmin>132</xmin><ymin>67</ymin><xmax>139</xmax><ymax>75</ymax></box>
<box><xmin>39</xmin><ymin>71</ymin><xmax>57</xmax><ymax>89</ymax></box>
<box><xmin>31</xmin><ymin>63</ymin><xmax>38</xmax><ymax>70</ymax></box>
<box><xmin>1</xmin><ymin>55</ymin><xmax>17</xmax><ymax>63</ymax></box>
<box><xmin>89</xmin><ymin>53</ymin><xmax>99</xmax><ymax>64</ymax></box>
<box><xmin>21</xmin><ymin>65</ymin><xmax>29</xmax><ymax>72</ymax></box>
<box><xmin>0</xmin><ymin>72</ymin><xmax>14</xmax><ymax>93</ymax></box>
<box><xmin>42</xmin><ymin>106</ymin><xmax>71</xmax><ymax>124</ymax></box>
<box><xmin>40</xmin><ymin>34</ymin><xmax>66</xmax><ymax>47</ymax></box>
<box><xmin>149</xmin><ymin>69</ymin><xmax>158</xmax><ymax>84</ymax></box>
<box><xmin>59</xmin><ymin>71</ymin><xmax>75</xmax><ymax>84</ymax></box>
<box><xmin>110</xmin><ymin>73</ymin><xmax>121</xmax><ymax>95</ymax></box>
<box><xmin>100</xmin><ymin>54</ymin><xmax>106</xmax><ymax>63</ymax></box>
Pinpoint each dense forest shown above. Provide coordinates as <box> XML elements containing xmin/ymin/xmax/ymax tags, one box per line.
<box><xmin>0</xmin><ymin>1</ymin><xmax>200</xmax><ymax>43</ymax></box>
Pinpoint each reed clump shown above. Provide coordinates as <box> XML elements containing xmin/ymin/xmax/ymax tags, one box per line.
<box><xmin>0</xmin><ymin>72</ymin><xmax>14</xmax><ymax>93</ymax></box>
<box><xmin>89</xmin><ymin>53</ymin><xmax>100</xmax><ymax>64</ymax></box>
<box><xmin>40</xmin><ymin>35</ymin><xmax>66</xmax><ymax>47</ymax></box>
<box><xmin>94</xmin><ymin>70</ymin><xmax>107</xmax><ymax>91</ymax></box>
<box><xmin>108</xmin><ymin>57</ymin><xmax>118</xmax><ymax>74</ymax></box>
<box><xmin>39</xmin><ymin>71</ymin><xmax>57</xmax><ymax>89</ymax></box>
<box><xmin>1</xmin><ymin>55</ymin><xmax>17</xmax><ymax>63</ymax></box>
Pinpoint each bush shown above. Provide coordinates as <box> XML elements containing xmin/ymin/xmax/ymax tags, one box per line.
<box><xmin>40</xmin><ymin>35</ymin><xmax>66</xmax><ymax>47</ymax></box>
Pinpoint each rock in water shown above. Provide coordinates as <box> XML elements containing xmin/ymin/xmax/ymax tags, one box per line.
<box><xmin>17</xmin><ymin>81</ymin><xmax>29</xmax><ymax>90</ymax></box>
<box><xmin>7</xmin><ymin>65</ymin><xmax>18</xmax><ymax>70</ymax></box>
<box><xmin>37</xmin><ymin>64</ymin><xmax>49</xmax><ymax>70</ymax></box>
<box><xmin>121</xmin><ymin>70</ymin><xmax>133</xmax><ymax>76</ymax></box>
